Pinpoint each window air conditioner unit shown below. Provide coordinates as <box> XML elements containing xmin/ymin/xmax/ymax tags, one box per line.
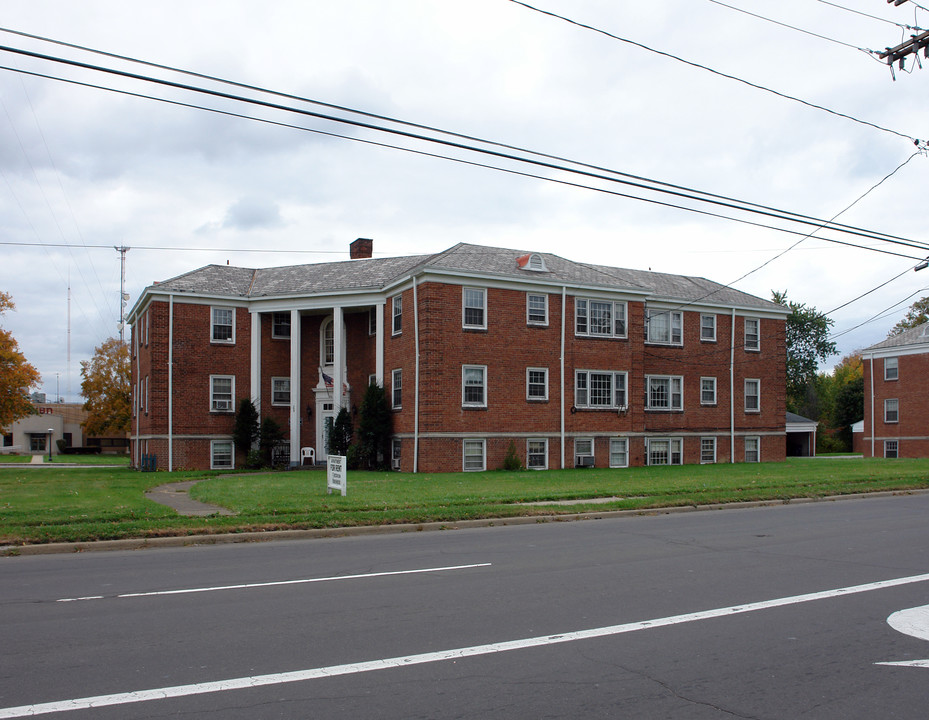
<box><xmin>392</xmin><ymin>458</ymin><xmax>401</xmax><ymax>470</ymax></box>
<box><xmin>575</xmin><ymin>455</ymin><xmax>594</xmax><ymax>468</ymax></box>
<box><xmin>214</xmin><ymin>400</ymin><xmax>231</xmax><ymax>411</ymax></box>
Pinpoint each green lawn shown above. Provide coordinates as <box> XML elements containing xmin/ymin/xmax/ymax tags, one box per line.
<box><xmin>1</xmin><ymin>458</ymin><xmax>928</xmax><ymax>546</ymax></box>
<box><xmin>0</xmin><ymin>455</ymin><xmax>34</xmax><ymax>464</ymax></box>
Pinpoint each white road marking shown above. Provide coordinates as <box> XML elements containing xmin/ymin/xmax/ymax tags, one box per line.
<box><xmin>875</xmin><ymin>604</ymin><xmax>929</xmax><ymax>668</ymax></box>
<box><xmin>55</xmin><ymin>563</ymin><xmax>492</xmax><ymax>602</ymax></box>
<box><xmin>6</xmin><ymin>571</ymin><xmax>929</xmax><ymax>718</ymax></box>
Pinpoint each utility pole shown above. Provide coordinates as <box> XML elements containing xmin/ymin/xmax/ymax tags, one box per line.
<box><xmin>115</xmin><ymin>246</ymin><xmax>130</xmax><ymax>343</ymax></box>
<box><xmin>881</xmin><ymin>0</ymin><xmax>929</xmax><ymax>78</ymax></box>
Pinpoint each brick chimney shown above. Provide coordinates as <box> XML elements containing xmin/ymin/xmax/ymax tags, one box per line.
<box><xmin>350</xmin><ymin>237</ymin><xmax>373</xmax><ymax>259</ymax></box>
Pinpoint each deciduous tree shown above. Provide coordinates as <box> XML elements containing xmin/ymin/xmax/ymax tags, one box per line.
<box><xmin>889</xmin><ymin>296</ymin><xmax>929</xmax><ymax>336</ymax></box>
<box><xmin>773</xmin><ymin>291</ymin><xmax>838</xmax><ymax>413</ymax></box>
<box><xmin>80</xmin><ymin>337</ymin><xmax>130</xmax><ymax>436</ymax></box>
<box><xmin>0</xmin><ymin>292</ymin><xmax>41</xmax><ymax>432</ymax></box>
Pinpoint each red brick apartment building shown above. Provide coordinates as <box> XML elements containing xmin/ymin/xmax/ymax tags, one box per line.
<box><xmin>127</xmin><ymin>241</ymin><xmax>788</xmax><ymax>472</ymax></box>
<box><xmin>860</xmin><ymin>322</ymin><xmax>929</xmax><ymax>458</ymax></box>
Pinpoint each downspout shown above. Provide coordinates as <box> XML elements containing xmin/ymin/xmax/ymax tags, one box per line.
<box><xmin>413</xmin><ymin>276</ymin><xmax>420</xmax><ymax>473</ymax></box>
<box><xmin>168</xmin><ymin>294</ymin><xmax>174</xmax><ymax>472</ymax></box>
<box><xmin>560</xmin><ymin>286</ymin><xmax>566</xmax><ymax>469</ymax></box>
<box><xmin>730</xmin><ymin>308</ymin><xmax>736</xmax><ymax>463</ymax></box>
<box><xmin>869</xmin><ymin>352</ymin><xmax>875</xmax><ymax>458</ymax></box>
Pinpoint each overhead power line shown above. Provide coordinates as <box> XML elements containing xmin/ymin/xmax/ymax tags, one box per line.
<box><xmin>1</xmin><ymin>43</ymin><xmax>927</xmax><ymax>263</ymax></box>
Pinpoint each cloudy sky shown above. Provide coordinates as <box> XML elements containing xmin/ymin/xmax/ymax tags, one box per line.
<box><xmin>2</xmin><ymin>0</ymin><xmax>927</xmax><ymax>402</ymax></box>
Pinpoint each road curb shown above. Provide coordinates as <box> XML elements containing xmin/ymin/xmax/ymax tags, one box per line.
<box><xmin>2</xmin><ymin>489</ymin><xmax>926</xmax><ymax>557</ymax></box>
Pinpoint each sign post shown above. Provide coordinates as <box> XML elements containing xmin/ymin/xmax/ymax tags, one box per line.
<box><xmin>327</xmin><ymin>455</ymin><xmax>347</xmax><ymax>496</ymax></box>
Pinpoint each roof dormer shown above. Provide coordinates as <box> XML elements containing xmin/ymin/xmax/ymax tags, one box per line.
<box><xmin>516</xmin><ymin>253</ymin><xmax>548</xmax><ymax>272</ymax></box>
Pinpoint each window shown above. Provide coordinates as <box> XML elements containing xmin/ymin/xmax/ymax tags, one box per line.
<box><xmin>648</xmin><ymin>438</ymin><xmax>682</xmax><ymax>466</ymax></box>
<box><xmin>30</xmin><ymin>434</ymin><xmax>47</xmax><ymax>452</ymax></box>
<box><xmin>527</xmin><ymin>439</ymin><xmax>548</xmax><ymax>470</ymax></box>
<box><xmin>884</xmin><ymin>398</ymin><xmax>899</xmax><ymax>423</ymax></box>
<box><xmin>462</xmin><ymin>365</ymin><xmax>487</xmax><ymax>407</ymax></box>
<box><xmin>744</xmin><ymin>318</ymin><xmax>760</xmax><ymax>351</ymax></box>
<box><xmin>211</xmin><ymin>440</ymin><xmax>234</xmax><ymax>470</ymax></box>
<box><xmin>576</xmin><ymin>299</ymin><xmax>627</xmax><ymax>338</ymax></box>
<box><xmin>463</xmin><ymin>439</ymin><xmax>485</xmax><ymax>471</ymax></box>
<box><xmin>392</xmin><ymin>438</ymin><xmax>402</xmax><ymax>470</ymax></box>
<box><xmin>323</xmin><ymin>320</ymin><xmax>334</xmax><ymax>365</ymax></box>
<box><xmin>884</xmin><ymin>440</ymin><xmax>898</xmax><ymax>459</ymax></box>
<box><xmin>210</xmin><ymin>375</ymin><xmax>234</xmax><ymax>412</ymax></box>
<box><xmin>701</xmin><ymin>314</ymin><xmax>716</xmax><ymax>341</ymax></box>
<box><xmin>575</xmin><ymin>370</ymin><xmax>627</xmax><ymax>409</ymax></box>
<box><xmin>745</xmin><ymin>379</ymin><xmax>760</xmax><ymax>413</ymax></box>
<box><xmin>463</xmin><ymin>287</ymin><xmax>486</xmax><ymax>329</ymax></box>
<box><xmin>701</xmin><ymin>437</ymin><xmax>716</xmax><ymax>464</ymax></box>
<box><xmin>701</xmin><ymin>377</ymin><xmax>717</xmax><ymax>405</ymax></box>
<box><xmin>646</xmin><ymin>310</ymin><xmax>682</xmax><ymax>345</ymax></box>
<box><xmin>392</xmin><ymin>294</ymin><xmax>402</xmax><ymax>335</ymax></box>
<box><xmin>575</xmin><ymin>438</ymin><xmax>594</xmax><ymax>467</ymax></box>
<box><xmin>272</xmin><ymin>312</ymin><xmax>291</xmax><ymax>339</ymax></box>
<box><xmin>527</xmin><ymin>293</ymin><xmax>548</xmax><ymax>326</ymax></box>
<box><xmin>392</xmin><ymin>369</ymin><xmax>402</xmax><ymax>409</ymax></box>
<box><xmin>646</xmin><ymin>375</ymin><xmax>683</xmax><ymax>410</ymax></box>
<box><xmin>369</xmin><ymin>307</ymin><xmax>377</xmax><ymax>336</ymax></box>
<box><xmin>271</xmin><ymin>377</ymin><xmax>291</xmax><ymax>406</ymax></box>
<box><xmin>885</xmin><ymin>357</ymin><xmax>898</xmax><ymax>381</ymax></box>
<box><xmin>609</xmin><ymin>438</ymin><xmax>628</xmax><ymax>468</ymax></box>
<box><xmin>745</xmin><ymin>436</ymin><xmax>760</xmax><ymax>463</ymax></box>
<box><xmin>527</xmin><ymin>368</ymin><xmax>548</xmax><ymax>401</ymax></box>
<box><xmin>145</xmin><ymin>376</ymin><xmax>149</xmax><ymax>414</ymax></box>
<box><xmin>211</xmin><ymin>307</ymin><xmax>235</xmax><ymax>343</ymax></box>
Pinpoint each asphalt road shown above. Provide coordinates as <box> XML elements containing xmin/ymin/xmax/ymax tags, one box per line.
<box><xmin>2</xmin><ymin>494</ymin><xmax>929</xmax><ymax>718</ymax></box>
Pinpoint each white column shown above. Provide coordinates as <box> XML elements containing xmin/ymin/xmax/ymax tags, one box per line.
<box><xmin>290</xmin><ymin>309</ymin><xmax>301</xmax><ymax>465</ymax></box>
<box><xmin>375</xmin><ymin>302</ymin><xmax>384</xmax><ymax>385</ymax></box>
<box><xmin>250</xmin><ymin>311</ymin><xmax>261</xmax><ymax>411</ymax></box>
<box><xmin>333</xmin><ymin>305</ymin><xmax>344</xmax><ymax>409</ymax></box>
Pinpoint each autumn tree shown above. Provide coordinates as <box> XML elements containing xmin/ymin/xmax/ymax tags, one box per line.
<box><xmin>80</xmin><ymin>337</ymin><xmax>130</xmax><ymax>436</ymax></box>
<box><xmin>888</xmin><ymin>296</ymin><xmax>929</xmax><ymax>336</ymax></box>
<box><xmin>0</xmin><ymin>292</ymin><xmax>41</xmax><ymax>432</ymax></box>
<box><xmin>772</xmin><ymin>291</ymin><xmax>838</xmax><ymax>413</ymax></box>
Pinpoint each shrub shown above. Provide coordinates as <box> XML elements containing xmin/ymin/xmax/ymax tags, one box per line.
<box><xmin>502</xmin><ymin>441</ymin><xmax>523</xmax><ymax>471</ymax></box>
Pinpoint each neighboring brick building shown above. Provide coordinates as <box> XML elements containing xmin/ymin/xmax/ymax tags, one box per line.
<box><xmin>127</xmin><ymin>241</ymin><xmax>788</xmax><ymax>472</ymax></box>
<box><xmin>861</xmin><ymin>322</ymin><xmax>929</xmax><ymax>458</ymax></box>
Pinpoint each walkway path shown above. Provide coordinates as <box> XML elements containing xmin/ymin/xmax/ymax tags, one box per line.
<box><xmin>145</xmin><ymin>480</ymin><xmax>236</xmax><ymax>517</ymax></box>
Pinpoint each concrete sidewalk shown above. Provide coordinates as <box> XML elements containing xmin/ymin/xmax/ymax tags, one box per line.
<box><xmin>145</xmin><ymin>480</ymin><xmax>237</xmax><ymax>517</ymax></box>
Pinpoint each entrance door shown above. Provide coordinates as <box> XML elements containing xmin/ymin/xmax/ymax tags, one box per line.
<box><xmin>317</xmin><ymin>402</ymin><xmax>335</xmax><ymax>461</ymax></box>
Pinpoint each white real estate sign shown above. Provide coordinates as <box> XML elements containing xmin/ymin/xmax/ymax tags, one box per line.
<box><xmin>327</xmin><ymin>455</ymin><xmax>347</xmax><ymax>496</ymax></box>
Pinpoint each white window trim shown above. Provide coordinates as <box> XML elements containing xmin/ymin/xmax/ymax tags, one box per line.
<box><xmin>744</xmin><ymin>378</ymin><xmax>761</xmax><ymax>413</ymax></box>
<box><xmin>745</xmin><ymin>436</ymin><xmax>761</xmax><ymax>463</ymax></box>
<box><xmin>700</xmin><ymin>377</ymin><xmax>717</xmax><ymax>406</ymax></box>
<box><xmin>527</xmin><ymin>367</ymin><xmax>549</xmax><ymax>402</ymax></box>
<box><xmin>210</xmin><ymin>439</ymin><xmax>235</xmax><ymax>470</ymax></box>
<box><xmin>463</xmin><ymin>439</ymin><xmax>486</xmax><ymax>472</ymax></box>
<box><xmin>647</xmin><ymin>437</ymin><xmax>683</xmax><ymax>466</ymax></box>
<box><xmin>646</xmin><ymin>309</ymin><xmax>683</xmax><ymax>346</ymax></box>
<box><xmin>575</xmin><ymin>298</ymin><xmax>628</xmax><ymax>339</ymax></box>
<box><xmin>392</xmin><ymin>294</ymin><xmax>402</xmax><ymax>336</ymax></box>
<box><xmin>575</xmin><ymin>370</ymin><xmax>628</xmax><ymax>410</ymax></box>
<box><xmin>884</xmin><ymin>357</ymin><xmax>898</xmax><ymax>381</ymax></box>
<box><xmin>527</xmin><ymin>293</ymin><xmax>549</xmax><ymax>326</ymax></box>
<box><xmin>271</xmin><ymin>312</ymin><xmax>291</xmax><ymax>339</ymax></box>
<box><xmin>700</xmin><ymin>314</ymin><xmax>716</xmax><ymax>342</ymax></box>
<box><xmin>210</xmin><ymin>374</ymin><xmax>235</xmax><ymax>413</ymax></box>
<box><xmin>646</xmin><ymin>375</ymin><xmax>684</xmax><ymax>411</ymax></box>
<box><xmin>575</xmin><ymin>437</ymin><xmax>595</xmax><ymax>467</ymax></box>
<box><xmin>884</xmin><ymin>398</ymin><xmax>899</xmax><ymax>424</ymax></box>
<box><xmin>609</xmin><ymin>437</ymin><xmax>629</xmax><ymax>468</ymax></box>
<box><xmin>211</xmin><ymin>306</ymin><xmax>235</xmax><ymax>345</ymax></box>
<box><xmin>884</xmin><ymin>440</ymin><xmax>898</xmax><ymax>459</ymax></box>
<box><xmin>527</xmin><ymin>438</ymin><xmax>548</xmax><ymax>470</ymax></box>
<box><xmin>392</xmin><ymin>368</ymin><xmax>402</xmax><ymax>410</ymax></box>
<box><xmin>744</xmin><ymin>317</ymin><xmax>760</xmax><ymax>352</ymax></box>
<box><xmin>462</xmin><ymin>365</ymin><xmax>487</xmax><ymax>408</ymax></box>
<box><xmin>701</xmin><ymin>437</ymin><xmax>716</xmax><ymax>464</ymax></box>
<box><xmin>271</xmin><ymin>376</ymin><xmax>291</xmax><ymax>406</ymax></box>
<box><xmin>462</xmin><ymin>287</ymin><xmax>487</xmax><ymax>330</ymax></box>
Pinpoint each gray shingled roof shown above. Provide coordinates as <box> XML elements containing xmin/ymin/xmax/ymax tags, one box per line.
<box><xmin>863</xmin><ymin>321</ymin><xmax>929</xmax><ymax>351</ymax></box>
<box><xmin>145</xmin><ymin>242</ymin><xmax>779</xmax><ymax>310</ymax></box>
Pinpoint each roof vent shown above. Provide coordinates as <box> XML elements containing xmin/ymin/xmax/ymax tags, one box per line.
<box><xmin>516</xmin><ymin>253</ymin><xmax>547</xmax><ymax>272</ymax></box>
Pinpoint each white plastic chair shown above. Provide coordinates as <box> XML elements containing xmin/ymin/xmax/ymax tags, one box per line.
<box><xmin>300</xmin><ymin>447</ymin><xmax>316</xmax><ymax>466</ymax></box>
